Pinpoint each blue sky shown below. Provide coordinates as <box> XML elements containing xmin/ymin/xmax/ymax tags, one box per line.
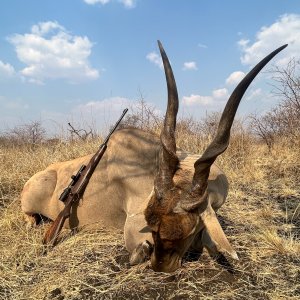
<box><xmin>0</xmin><ymin>0</ymin><xmax>299</xmax><ymax>134</ymax></box>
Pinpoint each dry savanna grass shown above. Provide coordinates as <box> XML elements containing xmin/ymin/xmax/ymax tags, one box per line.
<box><xmin>0</xmin><ymin>129</ymin><xmax>299</xmax><ymax>300</ymax></box>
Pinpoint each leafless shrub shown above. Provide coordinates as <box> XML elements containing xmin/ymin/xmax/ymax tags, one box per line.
<box><xmin>198</xmin><ymin>111</ymin><xmax>220</xmax><ymax>138</ymax></box>
<box><xmin>250</xmin><ymin>58</ymin><xmax>300</xmax><ymax>150</ymax></box>
<box><xmin>3</xmin><ymin>121</ymin><xmax>46</xmax><ymax>148</ymax></box>
<box><xmin>120</xmin><ymin>96</ymin><xmax>162</xmax><ymax>133</ymax></box>
<box><xmin>272</xmin><ymin>58</ymin><xmax>300</xmax><ymax>112</ymax></box>
<box><xmin>67</xmin><ymin>122</ymin><xmax>95</xmax><ymax>141</ymax></box>
<box><xmin>249</xmin><ymin>113</ymin><xmax>276</xmax><ymax>151</ymax></box>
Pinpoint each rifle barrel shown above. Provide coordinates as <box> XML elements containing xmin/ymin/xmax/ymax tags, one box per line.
<box><xmin>102</xmin><ymin>108</ymin><xmax>128</xmax><ymax>145</ymax></box>
<box><xmin>43</xmin><ymin>108</ymin><xmax>128</xmax><ymax>246</ymax></box>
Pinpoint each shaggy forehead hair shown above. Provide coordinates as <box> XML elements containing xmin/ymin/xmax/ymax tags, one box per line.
<box><xmin>144</xmin><ymin>162</ymin><xmax>197</xmax><ymax>241</ymax></box>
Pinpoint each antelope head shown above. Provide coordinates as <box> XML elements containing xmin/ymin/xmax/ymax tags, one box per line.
<box><xmin>144</xmin><ymin>41</ymin><xmax>287</xmax><ymax>272</ymax></box>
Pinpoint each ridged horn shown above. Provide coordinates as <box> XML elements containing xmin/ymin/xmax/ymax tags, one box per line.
<box><xmin>187</xmin><ymin>44</ymin><xmax>288</xmax><ymax>207</ymax></box>
<box><xmin>154</xmin><ymin>40</ymin><xmax>179</xmax><ymax>200</ymax></box>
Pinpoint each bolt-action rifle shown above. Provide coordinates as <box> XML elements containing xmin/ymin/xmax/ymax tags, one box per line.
<box><xmin>43</xmin><ymin>108</ymin><xmax>128</xmax><ymax>246</ymax></box>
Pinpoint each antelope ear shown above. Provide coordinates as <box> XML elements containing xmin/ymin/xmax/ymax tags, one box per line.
<box><xmin>139</xmin><ymin>225</ymin><xmax>153</xmax><ymax>233</ymax></box>
<box><xmin>201</xmin><ymin>205</ymin><xmax>238</xmax><ymax>260</ymax></box>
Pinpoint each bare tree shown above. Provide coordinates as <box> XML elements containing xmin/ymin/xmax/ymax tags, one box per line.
<box><xmin>120</xmin><ymin>93</ymin><xmax>162</xmax><ymax>132</ymax></box>
<box><xmin>271</xmin><ymin>58</ymin><xmax>300</xmax><ymax>113</ymax></box>
<box><xmin>271</xmin><ymin>59</ymin><xmax>300</xmax><ymax>137</ymax></box>
<box><xmin>5</xmin><ymin>121</ymin><xmax>46</xmax><ymax>147</ymax></box>
<box><xmin>67</xmin><ymin>122</ymin><xmax>94</xmax><ymax>141</ymax></box>
<box><xmin>249</xmin><ymin>113</ymin><xmax>276</xmax><ymax>151</ymax></box>
<box><xmin>250</xmin><ymin>58</ymin><xmax>300</xmax><ymax>148</ymax></box>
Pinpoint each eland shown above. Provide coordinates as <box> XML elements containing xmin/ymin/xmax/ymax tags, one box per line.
<box><xmin>20</xmin><ymin>41</ymin><xmax>287</xmax><ymax>272</ymax></box>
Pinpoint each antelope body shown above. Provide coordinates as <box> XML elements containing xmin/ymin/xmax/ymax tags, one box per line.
<box><xmin>21</xmin><ymin>41</ymin><xmax>287</xmax><ymax>272</ymax></box>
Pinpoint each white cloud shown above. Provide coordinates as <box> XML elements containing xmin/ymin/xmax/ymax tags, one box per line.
<box><xmin>212</xmin><ymin>88</ymin><xmax>228</xmax><ymax>99</ymax></box>
<box><xmin>83</xmin><ymin>0</ymin><xmax>136</xmax><ymax>8</ymax></box>
<box><xmin>146</xmin><ymin>51</ymin><xmax>163</xmax><ymax>69</ymax></box>
<box><xmin>237</xmin><ymin>39</ymin><xmax>249</xmax><ymax>48</ymax></box>
<box><xmin>0</xmin><ymin>61</ymin><xmax>15</xmax><ymax>77</ymax></box>
<box><xmin>225</xmin><ymin>71</ymin><xmax>245</xmax><ymax>85</ymax></box>
<box><xmin>8</xmin><ymin>21</ymin><xmax>99</xmax><ymax>84</ymax></box>
<box><xmin>31</xmin><ymin>21</ymin><xmax>64</xmax><ymax>36</ymax></box>
<box><xmin>120</xmin><ymin>0</ymin><xmax>135</xmax><ymax>8</ymax></box>
<box><xmin>74</xmin><ymin>97</ymin><xmax>131</xmax><ymax>114</ymax></box>
<box><xmin>182</xmin><ymin>88</ymin><xmax>228</xmax><ymax>107</ymax></box>
<box><xmin>182</xmin><ymin>94</ymin><xmax>213</xmax><ymax>106</ymax></box>
<box><xmin>84</xmin><ymin>0</ymin><xmax>111</xmax><ymax>4</ymax></box>
<box><xmin>183</xmin><ymin>61</ymin><xmax>198</xmax><ymax>71</ymax></box>
<box><xmin>239</xmin><ymin>14</ymin><xmax>300</xmax><ymax>66</ymax></box>
<box><xmin>245</xmin><ymin>88</ymin><xmax>262</xmax><ymax>101</ymax></box>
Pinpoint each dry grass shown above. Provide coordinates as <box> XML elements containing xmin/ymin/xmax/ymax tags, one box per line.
<box><xmin>0</xmin><ymin>132</ymin><xmax>299</xmax><ymax>300</ymax></box>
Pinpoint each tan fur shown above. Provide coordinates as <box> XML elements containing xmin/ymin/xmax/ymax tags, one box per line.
<box><xmin>21</xmin><ymin>128</ymin><xmax>233</xmax><ymax>269</ymax></box>
<box><xmin>201</xmin><ymin>204</ymin><xmax>238</xmax><ymax>259</ymax></box>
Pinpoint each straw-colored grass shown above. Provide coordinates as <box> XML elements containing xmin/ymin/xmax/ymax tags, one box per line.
<box><xmin>0</xmin><ymin>131</ymin><xmax>299</xmax><ymax>300</ymax></box>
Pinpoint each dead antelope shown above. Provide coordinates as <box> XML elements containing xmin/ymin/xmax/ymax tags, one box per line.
<box><xmin>21</xmin><ymin>41</ymin><xmax>287</xmax><ymax>272</ymax></box>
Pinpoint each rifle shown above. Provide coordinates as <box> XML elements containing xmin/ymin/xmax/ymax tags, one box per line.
<box><xmin>43</xmin><ymin>108</ymin><xmax>128</xmax><ymax>246</ymax></box>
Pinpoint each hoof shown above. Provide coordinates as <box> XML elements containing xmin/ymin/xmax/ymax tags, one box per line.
<box><xmin>129</xmin><ymin>240</ymin><xmax>153</xmax><ymax>265</ymax></box>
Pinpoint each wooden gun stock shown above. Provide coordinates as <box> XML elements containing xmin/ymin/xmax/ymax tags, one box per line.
<box><xmin>43</xmin><ymin>199</ymin><xmax>73</xmax><ymax>246</ymax></box>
